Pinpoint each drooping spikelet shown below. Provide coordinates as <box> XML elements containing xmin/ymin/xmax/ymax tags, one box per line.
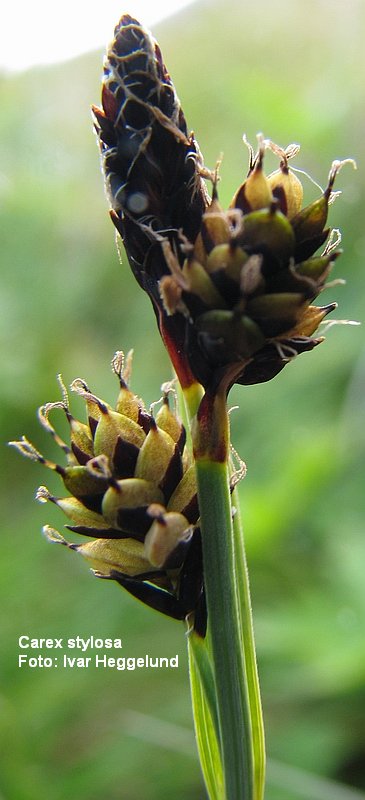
<box><xmin>10</xmin><ymin>352</ymin><xmax>206</xmax><ymax>635</ymax></box>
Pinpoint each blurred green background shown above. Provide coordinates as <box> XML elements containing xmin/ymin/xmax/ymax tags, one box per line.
<box><xmin>1</xmin><ymin>0</ymin><xmax>365</xmax><ymax>798</ymax></box>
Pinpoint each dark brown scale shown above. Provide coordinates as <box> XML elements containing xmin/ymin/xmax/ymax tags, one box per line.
<box><xmin>196</xmin><ymin>333</ymin><xmax>228</xmax><ymax>371</ymax></box>
<box><xmin>245</xmin><ymin>247</ymin><xmax>284</xmax><ymax>279</ymax></box>
<box><xmin>92</xmin><ymin>107</ymin><xmax>116</xmax><ymax>147</ymax></box>
<box><xmin>123</xmin><ymin>73</ymin><xmax>157</xmax><ymax>102</ymax></box>
<box><xmin>110</xmin><ymin>573</ymin><xmax>189</xmax><ymax>621</ymax></box>
<box><xmin>181</xmin><ymin>289</ymin><xmax>212</xmax><ymax>318</ymax></box>
<box><xmin>112</xmin><ymin>436</ymin><xmax>139</xmax><ymax>479</ymax></box>
<box><xmin>159</xmin><ymin>444</ymin><xmax>184</xmax><ymax>502</ymax></box>
<box><xmin>138</xmin><ymin>409</ymin><xmax>153</xmax><ymax>434</ymax></box>
<box><xmin>237</xmin><ymin>337</ymin><xmax>320</xmax><ymax>386</ymax></box>
<box><xmin>66</xmin><ymin>525</ymin><xmax>145</xmax><ymax>541</ymax></box>
<box><xmin>100</xmin><ymin>84</ymin><xmax>118</xmax><ymax>122</ymax></box>
<box><xmin>193</xmin><ymin>592</ymin><xmax>207</xmax><ymax>639</ymax></box>
<box><xmin>163</xmin><ymin>536</ymin><xmax>193</xmax><ymax>570</ymax></box>
<box><xmin>231</xmin><ymin>183</ymin><xmax>254</xmax><ymax>215</ymax></box>
<box><xmin>200</xmin><ymin>219</ymin><xmax>219</xmax><ymax>255</ymax></box>
<box><xmin>271</xmin><ymin>184</ymin><xmax>288</xmax><ymax>216</ymax></box>
<box><xmin>88</xmin><ymin>416</ymin><xmax>99</xmax><ymax>438</ymax></box>
<box><xmin>115</xmin><ymin>53</ymin><xmax>150</xmax><ymax>76</ymax></box>
<box><xmin>176</xmin><ymin>425</ymin><xmax>186</xmax><ymax>456</ymax></box>
<box><xmin>294</xmin><ymin>230</ymin><xmax>329</xmax><ymax>262</ymax></box>
<box><xmin>208</xmin><ymin>268</ymin><xmax>244</xmax><ymax>304</ymax></box>
<box><xmin>122</xmin><ymin>99</ymin><xmax>152</xmax><ymax>131</ymax></box>
<box><xmin>71</xmin><ymin>442</ymin><xmax>93</xmax><ymax>467</ymax></box>
<box><xmin>116</xmin><ymin>505</ymin><xmax>158</xmax><ymax>536</ymax></box>
<box><xmin>265</xmin><ymin>268</ymin><xmax>317</xmax><ymax>299</ymax></box>
<box><xmin>181</xmin><ymin>493</ymin><xmax>199</xmax><ymax>525</ymax></box>
<box><xmin>184</xmin><ymin>322</ymin><xmax>217</xmax><ymax>389</ymax></box>
<box><xmin>178</xmin><ymin>530</ymin><xmax>206</xmax><ymax>636</ymax></box>
<box><xmin>113</xmin><ymin>16</ymin><xmax>150</xmax><ymax>58</ymax></box>
<box><xmin>247</xmin><ymin>312</ymin><xmax>299</xmax><ymax>338</ymax></box>
<box><xmin>69</xmin><ymin>493</ymin><xmax>105</xmax><ymax>514</ymax></box>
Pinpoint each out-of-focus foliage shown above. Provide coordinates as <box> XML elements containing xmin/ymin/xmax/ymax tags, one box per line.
<box><xmin>1</xmin><ymin>0</ymin><xmax>364</xmax><ymax>798</ymax></box>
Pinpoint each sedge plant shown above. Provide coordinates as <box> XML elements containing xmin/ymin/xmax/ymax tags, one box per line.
<box><xmin>11</xmin><ymin>13</ymin><xmax>355</xmax><ymax>800</ymax></box>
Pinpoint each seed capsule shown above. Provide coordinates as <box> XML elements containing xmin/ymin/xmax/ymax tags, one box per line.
<box><xmin>291</xmin><ymin>194</ymin><xmax>329</xmax><ymax>244</ymax></box>
<box><xmin>182</xmin><ymin>257</ymin><xmax>227</xmax><ymax>309</ymax></box>
<box><xmin>232</xmin><ymin>157</ymin><xmax>273</xmax><ymax>213</ymax></box>
<box><xmin>200</xmin><ymin>197</ymin><xmax>231</xmax><ymax>252</ymax></box>
<box><xmin>102</xmin><ymin>478</ymin><xmax>163</xmax><ymax>533</ymax></box>
<box><xmin>247</xmin><ymin>292</ymin><xmax>306</xmax><ymax>335</ymax></box>
<box><xmin>144</xmin><ymin>508</ymin><xmax>193</xmax><ymax>568</ymax></box>
<box><xmin>167</xmin><ymin>464</ymin><xmax>198</xmax><ymax>522</ymax></box>
<box><xmin>196</xmin><ymin>310</ymin><xmax>265</xmax><ymax>362</ymax></box>
<box><xmin>135</xmin><ymin>420</ymin><xmax>178</xmax><ymax>487</ymax></box>
<box><xmin>295</xmin><ymin>254</ymin><xmax>334</xmax><ymax>283</ymax></box>
<box><xmin>67</xmin><ymin>414</ymin><xmax>95</xmax><ymax>465</ymax></box>
<box><xmin>240</xmin><ymin>206</ymin><xmax>295</xmax><ymax>265</ymax></box>
<box><xmin>62</xmin><ymin>465</ymin><xmax>108</xmax><ymax>508</ymax></box>
<box><xmin>71</xmin><ymin>379</ymin><xmax>106</xmax><ymax>433</ymax></box>
<box><xmin>206</xmin><ymin>244</ymin><xmax>248</xmax><ymax>284</ymax></box>
<box><xmin>93</xmin><ymin>407</ymin><xmax>146</xmax><ymax>469</ymax></box>
<box><xmin>112</xmin><ymin>350</ymin><xmax>145</xmax><ymax>423</ymax></box>
<box><xmin>36</xmin><ymin>486</ymin><xmax>110</xmax><ymax>529</ymax></box>
<box><xmin>76</xmin><ymin>537</ymin><xmax>151</xmax><ymax>576</ymax></box>
<box><xmin>283</xmin><ymin>302</ymin><xmax>337</xmax><ymax>338</ymax></box>
<box><xmin>267</xmin><ymin>166</ymin><xmax>303</xmax><ymax>219</ymax></box>
<box><xmin>155</xmin><ymin>396</ymin><xmax>185</xmax><ymax>451</ymax></box>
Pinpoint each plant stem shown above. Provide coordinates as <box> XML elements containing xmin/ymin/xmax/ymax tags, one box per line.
<box><xmin>188</xmin><ymin>633</ymin><xmax>224</xmax><ymax>800</ymax></box>
<box><xmin>182</xmin><ymin>382</ymin><xmax>265</xmax><ymax>799</ymax></box>
<box><xmin>188</xmin><ymin>631</ymin><xmax>220</xmax><ymax>741</ymax></box>
<box><xmin>195</xmin><ymin>455</ymin><xmax>255</xmax><ymax>799</ymax></box>
<box><xmin>232</xmin><ymin>495</ymin><xmax>266</xmax><ymax>798</ymax></box>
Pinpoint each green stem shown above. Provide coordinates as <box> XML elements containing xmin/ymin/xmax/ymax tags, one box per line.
<box><xmin>232</xmin><ymin>494</ymin><xmax>266</xmax><ymax>798</ymax></box>
<box><xmin>196</xmin><ymin>456</ymin><xmax>254</xmax><ymax>799</ymax></box>
<box><xmin>181</xmin><ymin>381</ymin><xmax>265</xmax><ymax>799</ymax></box>
<box><xmin>188</xmin><ymin>633</ymin><xmax>224</xmax><ymax>800</ymax></box>
<box><xmin>188</xmin><ymin>631</ymin><xmax>219</xmax><ymax>740</ymax></box>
